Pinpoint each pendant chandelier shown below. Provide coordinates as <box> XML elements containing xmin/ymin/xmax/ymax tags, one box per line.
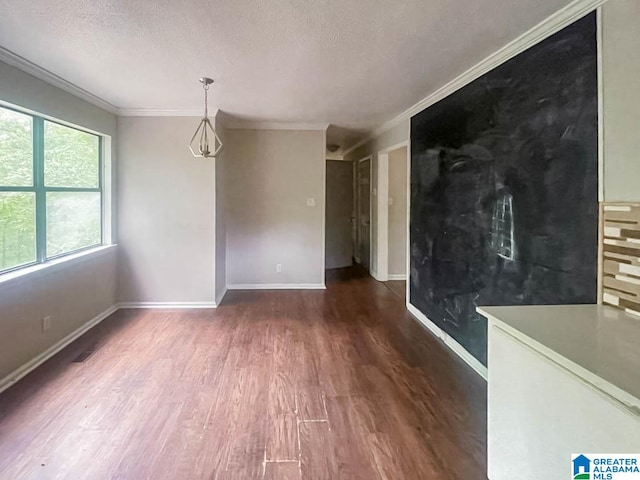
<box><xmin>189</xmin><ymin>77</ymin><xmax>223</xmax><ymax>158</ymax></box>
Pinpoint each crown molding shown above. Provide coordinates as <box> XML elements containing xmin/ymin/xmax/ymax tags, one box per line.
<box><xmin>0</xmin><ymin>47</ymin><xmax>119</xmax><ymax>115</ymax></box>
<box><xmin>2</xmin><ymin>0</ymin><xmax>607</xmax><ymax>130</ymax></box>
<box><xmin>118</xmin><ymin>108</ymin><xmax>204</xmax><ymax>117</ymax></box>
<box><xmin>0</xmin><ymin>46</ymin><xmax>209</xmax><ymax>118</ymax></box>
<box><xmin>342</xmin><ymin>135</ymin><xmax>373</xmax><ymax>157</ymax></box>
<box><xmin>224</xmin><ymin>120</ymin><xmax>329</xmax><ymax>131</ymax></box>
<box><xmin>342</xmin><ymin>0</ymin><xmax>609</xmax><ymax>155</ymax></box>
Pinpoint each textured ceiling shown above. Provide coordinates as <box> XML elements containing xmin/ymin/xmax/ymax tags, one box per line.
<box><xmin>0</xmin><ymin>0</ymin><xmax>573</xmax><ymax>134</ymax></box>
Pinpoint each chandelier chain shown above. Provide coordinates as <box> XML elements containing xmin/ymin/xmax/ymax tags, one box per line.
<box><xmin>203</xmin><ymin>84</ymin><xmax>209</xmax><ymax>119</ymax></box>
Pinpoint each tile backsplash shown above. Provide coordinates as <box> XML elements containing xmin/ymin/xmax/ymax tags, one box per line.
<box><xmin>601</xmin><ymin>203</ymin><xmax>640</xmax><ymax>317</ymax></box>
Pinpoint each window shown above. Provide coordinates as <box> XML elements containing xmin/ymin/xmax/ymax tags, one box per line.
<box><xmin>0</xmin><ymin>105</ymin><xmax>103</xmax><ymax>274</ymax></box>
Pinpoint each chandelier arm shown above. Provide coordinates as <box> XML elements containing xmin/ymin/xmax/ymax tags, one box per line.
<box><xmin>203</xmin><ymin>118</ymin><xmax>209</xmax><ymax>155</ymax></box>
<box><xmin>189</xmin><ymin>120</ymin><xmax>206</xmax><ymax>157</ymax></box>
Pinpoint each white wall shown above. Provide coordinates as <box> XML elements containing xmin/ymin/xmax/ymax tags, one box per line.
<box><xmin>0</xmin><ymin>250</ymin><xmax>117</xmax><ymax>381</ymax></box>
<box><xmin>388</xmin><ymin>147</ymin><xmax>407</xmax><ymax>277</ymax></box>
<box><xmin>0</xmin><ymin>59</ymin><xmax>118</xmax><ymax>381</ymax></box>
<box><xmin>601</xmin><ymin>0</ymin><xmax>640</xmax><ymax>202</ymax></box>
<box><xmin>214</xmin><ymin>116</ymin><xmax>227</xmax><ymax>302</ymax></box>
<box><xmin>117</xmin><ymin>116</ymin><xmax>217</xmax><ymax>304</ymax></box>
<box><xmin>225</xmin><ymin>128</ymin><xmax>326</xmax><ymax>287</ymax></box>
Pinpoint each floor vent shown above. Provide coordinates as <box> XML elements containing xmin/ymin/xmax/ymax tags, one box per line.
<box><xmin>71</xmin><ymin>341</ymin><xmax>100</xmax><ymax>363</ymax></box>
<box><xmin>71</xmin><ymin>351</ymin><xmax>95</xmax><ymax>363</ymax></box>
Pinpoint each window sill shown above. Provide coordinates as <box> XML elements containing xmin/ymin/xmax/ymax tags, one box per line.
<box><xmin>0</xmin><ymin>244</ymin><xmax>118</xmax><ymax>289</ymax></box>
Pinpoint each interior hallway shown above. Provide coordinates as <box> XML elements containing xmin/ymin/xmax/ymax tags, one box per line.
<box><xmin>0</xmin><ymin>267</ymin><xmax>486</xmax><ymax>480</ymax></box>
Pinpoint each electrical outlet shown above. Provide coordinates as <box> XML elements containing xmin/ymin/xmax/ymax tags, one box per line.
<box><xmin>42</xmin><ymin>316</ymin><xmax>52</xmax><ymax>332</ymax></box>
<box><xmin>276</xmin><ymin>263</ymin><xmax>282</xmax><ymax>273</ymax></box>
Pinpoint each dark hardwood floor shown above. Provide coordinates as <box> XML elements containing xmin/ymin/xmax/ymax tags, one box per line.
<box><xmin>383</xmin><ymin>279</ymin><xmax>406</xmax><ymax>301</ymax></box>
<box><xmin>0</xmin><ymin>267</ymin><xmax>486</xmax><ymax>479</ymax></box>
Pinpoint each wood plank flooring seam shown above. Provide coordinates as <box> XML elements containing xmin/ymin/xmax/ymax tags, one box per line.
<box><xmin>295</xmin><ymin>398</ymin><xmax>303</xmax><ymax>480</ymax></box>
<box><xmin>321</xmin><ymin>393</ymin><xmax>329</xmax><ymax>422</ymax></box>
<box><xmin>0</xmin><ymin>267</ymin><xmax>487</xmax><ymax>480</ymax></box>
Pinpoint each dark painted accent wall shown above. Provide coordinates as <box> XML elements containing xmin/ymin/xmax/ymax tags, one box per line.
<box><xmin>409</xmin><ymin>13</ymin><xmax>599</xmax><ymax>365</ymax></box>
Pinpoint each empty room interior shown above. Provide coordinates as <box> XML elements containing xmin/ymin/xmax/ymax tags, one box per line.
<box><xmin>1</xmin><ymin>0</ymin><xmax>639</xmax><ymax>478</ymax></box>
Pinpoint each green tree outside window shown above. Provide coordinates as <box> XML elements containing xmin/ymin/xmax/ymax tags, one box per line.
<box><xmin>0</xmin><ymin>106</ymin><xmax>102</xmax><ymax>273</ymax></box>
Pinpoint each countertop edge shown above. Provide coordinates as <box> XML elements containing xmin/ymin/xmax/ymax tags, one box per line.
<box><xmin>478</xmin><ymin>305</ymin><xmax>640</xmax><ymax>417</ymax></box>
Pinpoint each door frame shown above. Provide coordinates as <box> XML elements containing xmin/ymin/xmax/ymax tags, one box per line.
<box><xmin>356</xmin><ymin>155</ymin><xmax>373</xmax><ymax>271</ymax></box>
<box><xmin>374</xmin><ymin>141</ymin><xmax>410</xmax><ymax>288</ymax></box>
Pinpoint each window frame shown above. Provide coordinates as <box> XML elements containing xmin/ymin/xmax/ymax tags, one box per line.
<box><xmin>0</xmin><ymin>104</ymin><xmax>104</xmax><ymax>275</ymax></box>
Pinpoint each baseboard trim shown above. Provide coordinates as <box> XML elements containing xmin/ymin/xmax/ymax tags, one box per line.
<box><xmin>1</xmin><ymin>293</ymin><xmax>485</xmax><ymax>399</ymax></box>
<box><xmin>0</xmin><ymin>304</ymin><xmax>119</xmax><ymax>395</ymax></box>
<box><xmin>387</xmin><ymin>274</ymin><xmax>407</xmax><ymax>281</ymax></box>
<box><xmin>407</xmin><ymin>303</ymin><xmax>488</xmax><ymax>380</ymax></box>
<box><xmin>370</xmin><ymin>270</ymin><xmax>384</xmax><ymax>282</ymax></box>
<box><xmin>227</xmin><ymin>283</ymin><xmax>326</xmax><ymax>290</ymax></box>
<box><xmin>215</xmin><ymin>287</ymin><xmax>228</xmax><ymax>306</ymax></box>
<box><xmin>118</xmin><ymin>301</ymin><xmax>218</xmax><ymax>309</ymax></box>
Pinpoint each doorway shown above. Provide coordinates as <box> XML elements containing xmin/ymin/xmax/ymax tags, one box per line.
<box><xmin>325</xmin><ymin>160</ymin><xmax>354</xmax><ymax>269</ymax></box>
<box><xmin>374</xmin><ymin>142</ymin><xmax>410</xmax><ymax>302</ymax></box>
<box><xmin>387</xmin><ymin>146</ymin><xmax>408</xmax><ymax>280</ymax></box>
<box><xmin>356</xmin><ymin>157</ymin><xmax>371</xmax><ymax>271</ymax></box>
<box><xmin>385</xmin><ymin>146</ymin><xmax>408</xmax><ymax>300</ymax></box>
